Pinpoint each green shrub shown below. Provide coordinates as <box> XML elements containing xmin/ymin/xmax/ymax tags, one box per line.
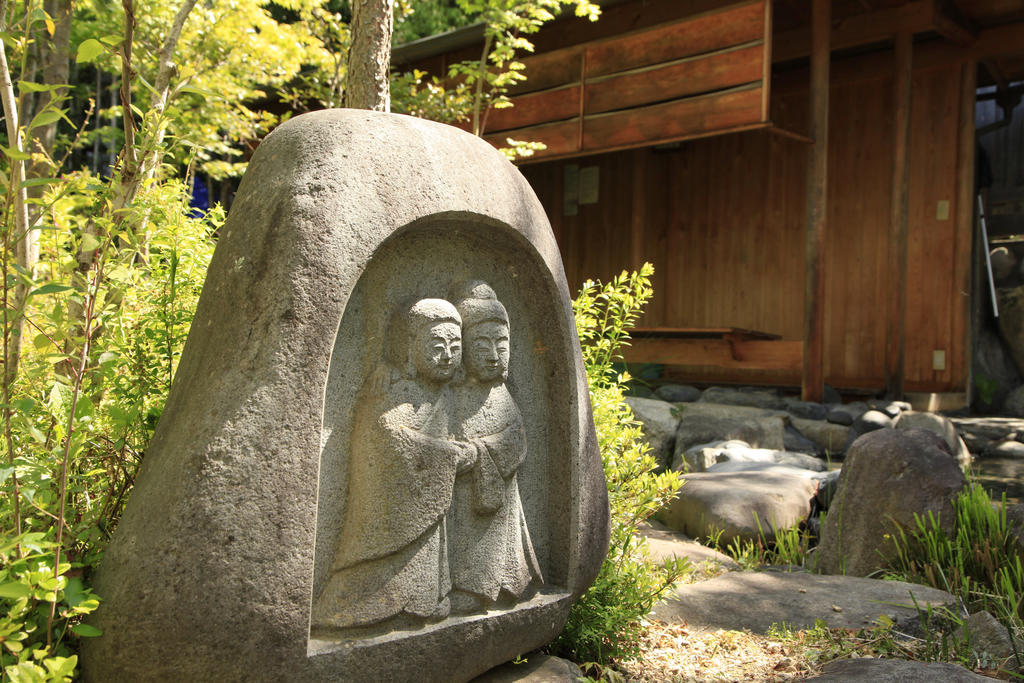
<box><xmin>550</xmin><ymin>264</ymin><xmax>688</xmax><ymax>667</ymax></box>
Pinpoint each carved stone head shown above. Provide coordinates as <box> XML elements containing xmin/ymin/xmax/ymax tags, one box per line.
<box><xmin>450</xmin><ymin>281</ymin><xmax>510</xmax><ymax>384</ymax></box>
<box><xmin>403</xmin><ymin>298</ymin><xmax>463</xmax><ymax>383</ymax></box>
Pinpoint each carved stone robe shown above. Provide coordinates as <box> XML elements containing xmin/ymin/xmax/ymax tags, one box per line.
<box><xmin>449</xmin><ymin>381</ymin><xmax>542</xmax><ymax>604</ymax></box>
<box><xmin>312</xmin><ymin>378</ymin><xmax>461</xmax><ymax>629</ymax></box>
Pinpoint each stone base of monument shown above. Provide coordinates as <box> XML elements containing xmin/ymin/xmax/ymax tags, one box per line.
<box><xmin>308</xmin><ymin>591</ymin><xmax>570</xmax><ymax>679</ymax></box>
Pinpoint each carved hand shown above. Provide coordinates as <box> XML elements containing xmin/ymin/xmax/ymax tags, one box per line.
<box><xmin>454</xmin><ymin>440</ymin><xmax>478</xmax><ymax>473</ymax></box>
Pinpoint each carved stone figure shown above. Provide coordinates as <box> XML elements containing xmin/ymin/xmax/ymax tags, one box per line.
<box><xmin>312</xmin><ymin>298</ymin><xmax>475</xmax><ymax>630</ymax></box>
<box><xmin>448</xmin><ymin>281</ymin><xmax>543</xmax><ymax>612</ymax></box>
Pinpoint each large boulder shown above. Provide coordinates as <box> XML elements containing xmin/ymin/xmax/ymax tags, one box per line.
<box><xmin>80</xmin><ymin>110</ymin><xmax>608</xmax><ymax>682</ymax></box>
<box><xmin>817</xmin><ymin>429</ymin><xmax>966</xmax><ymax>576</ymax></box>
<box><xmin>673</xmin><ymin>403</ymin><xmax>787</xmax><ymax>468</ymax></box>
<box><xmin>997</xmin><ymin>285</ymin><xmax>1024</xmax><ymax>377</ymax></box>
<box><xmin>972</xmin><ymin>326</ymin><xmax>1021</xmax><ymax>413</ymax></box>
<box><xmin>625</xmin><ymin>396</ymin><xmax>678</xmax><ymax>471</ymax></box>
<box><xmin>658</xmin><ymin>471</ymin><xmax>817</xmax><ymax>545</ymax></box>
<box><xmin>895</xmin><ymin>410</ymin><xmax>971</xmax><ymax>469</ymax></box>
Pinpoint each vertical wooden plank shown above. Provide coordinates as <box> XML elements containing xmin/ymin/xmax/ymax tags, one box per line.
<box><xmin>762</xmin><ymin>0</ymin><xmax>773</xmax><ymax>122</ymax></box>
<box><xmin>886</xmin><ymin>32</ymin><xmax>913</xmax><ymax>398</ymax></box>
<box><xmin>802</xmin><ymin>0</ymin><xmax>829</xmax><ymax>402</ymax></box>
<box><xmin>953</xmin><ymin>59</ymin><xmax>976</xmax><ymax>396</ymax></box>
<box><xmin>630</xmin><ymin>148</ymin><xmax>646</xmax><ymax>273</ymax></box>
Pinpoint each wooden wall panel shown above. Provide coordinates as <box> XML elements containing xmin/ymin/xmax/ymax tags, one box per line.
<box><xmin>584</xmin><ymin>1</ymin><xmax>763</xmax><ymax>78</ymax></box>
<box><xmin>584</xmin><ymin>44</ymin><xmax>764</xmax><ymax>115</ymax></box>
<box><xmin>905</xmin><ymin>65</ymin><xmax>963</xmax><ymax>391</ymax></box>
<box><xmin>521</xmin><ymin>54</ymin><xmax>970</xmax><ymax>393</ymax></box>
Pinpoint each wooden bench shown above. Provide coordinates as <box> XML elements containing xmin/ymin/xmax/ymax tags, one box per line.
<box><xmin>622</xmin><ymin>327</ymin><xmax>803</xmax><ymax>371</ymax></box>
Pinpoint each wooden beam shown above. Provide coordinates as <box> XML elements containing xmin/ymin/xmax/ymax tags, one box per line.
<box><xmin>623</xmin><ymin>338</ymin><xmax>803</xmax><ymax>371</ymax></box>
<box><xmin>930</xmin><ymin>0</ymin><xmax>977</xmax><ymax>46</ymax></box>
<box><xmin>773</xmin><ymin>0</ymin><xmax>977</xmax><ymax>64</ymax></box>
<box><xmin>582</xmin><ymin>85</ymin><xmax>763</xmax><ymax>150</ymax></box>
<box><xmin>774</xmin><ymin>0</ymin><xmax>930</xmax><ymax>63</ymax></box>
<box><xmin>631</xmin><ymin>148</ymin><xmax>646</xmax><ymax>273</ymax></box>
<box><xmin>886</xmin><ymin>31</ymin><xmax>913</xmax><ymax>399</ymax></box>
<box><xmin>802</xmin><ymin>0</ymin><xmax>829</xmax><ymax>403</ymax></box>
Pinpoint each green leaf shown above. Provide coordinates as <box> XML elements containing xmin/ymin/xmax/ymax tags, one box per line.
<box><xmin>0</xmin><ymin>581</ymin><xmax>32</xmax><ymax>599</ymax></box>
<box><xmin>71</xmin><ymin>623</ymin><xmax>102</xmax><ymax>637</ymax></box>
<box><xmin>29</xmin><ymin>109</ymin><xmax>64</xmax><ymax>130</ymax></box>
<box><xmin>28</xmin><ymin>283</ymin><xmax>73</xmax><ymax>297</ymax></box>
<box><xmin>76</xmin><ymin>38</ymin><xmax>105</xmax><ymax>64</ymax></box>
<box><xmin>1</xmin><ymin>145</ymin><xmax>31</xmax><ymax>161</ymax></box>
<box><xmin>17</xmin><ymin>80</ymin><xmax>55</xmax><ymax>93</ymax></box>
<box><xmin>178</xmin><ymin>85</ymin><xmax>222</xmax><ymax>99</ymax></box>
<box><xmin>80</xmin><ymin>233</ymin><xmax>100</xmax><ymax>252</ymax></box>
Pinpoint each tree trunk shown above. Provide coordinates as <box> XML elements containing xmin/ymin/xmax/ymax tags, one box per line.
<box><xmin>0</xmin><ymin>1</ymin><xmax>33</xmax><ymax>388</ymax></box>
<box><xmin>343</xmin><ymin>0</ymin><xmax>392</xmax><ymax>111</ymax></box>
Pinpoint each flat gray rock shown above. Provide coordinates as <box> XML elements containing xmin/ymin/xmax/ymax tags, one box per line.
<box><xmin>700</xmin><ymin>386</ymin><xmax>786</xmax><ymax>410</ymax></box>
<box><xmin>81</xmin><ymin>110</ymin><xmax>608</xmax><ymax>682</ymax></box>
<box><xmin>654</xmin><ymin>383</ymin><xmax>701</xmax><ymax>403</ymax></box>
<box><xmin>673</xmin><ymin>403</ymin><xmax>787</xmax><ymax>467</ymax></box>
<box><xmin>791</xmin><ymin>418</ymin><xmax>851</xmax><ymax>457</ymax></box>
<box><xmin>806</xmin><ymin>657</ymin><xmax>995</xmax><ymax>681</ymax></box>
<box><xmin>639</xmin><ymin>522</ymin><xmax>739</xmax><ymax>571</ymax></box>
<box><xmin>658</xmin><ymin>470</ymin><xmax>816</xmax><ymax>545</ymax></box>
<box><xmin>474</xmin><ymin>655</ymin><xmax>583</xmax><ymax>682</ymax></box>
<box><xmin>652</xmin><ymin>572</ymin><xmax>957</xmax><ymax>634</ymax></box>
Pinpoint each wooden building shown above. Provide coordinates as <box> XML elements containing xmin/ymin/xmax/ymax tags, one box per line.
<box><xmin>393</xmin><ymin>0</ymin><xmax>1024</xmax><ymax>404</ymax></box>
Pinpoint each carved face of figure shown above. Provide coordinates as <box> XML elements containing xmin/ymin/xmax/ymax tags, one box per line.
<box><xmin>411</xmin><ymin>321</ymin><xmax>462</xmax><ymax>383</ymax></box>
<box><xmin>464</xmin><ymin>321</ymin><xmax>510</xmax><ymax>384</ymax></box>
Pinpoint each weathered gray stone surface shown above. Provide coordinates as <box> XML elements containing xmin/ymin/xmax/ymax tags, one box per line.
<box><xmin>474</xmin><ymin>655</ymin><xmax>583</xmax><ymax>682</ymax></box>
<box><xmin>673</xmin><ymin>403</ymin><xmax>786</xmax><ymax>468</ymax></box>
<box><xmin>965</xmin><ymin>611</ymin><xmax>1015</xmax><ymax>661</ymax></box>
<box><xmin>817</xmin><ymin>429</ymin><xmax>966</xmax><ymax>577</ymax></box>
<box><xmin>714</xmin><ymin>445</ymin><xmax>826</xmax><ymax>472</ymax></box>
<box><xmin>993</xmin><ymin>246</ymin><xmax>1018</xmax><ymax>282</ymax></box>
<box><xmin>998</xmin><ymin>286</ymin><xmax>1024</xmax><ymax>377</ymax></box>
<box><xmin>791</xmin><ymin>417</ymin><xmax>851</xmax><ymax>456</ymax></box>
<box><xmin>785</xmin><ymin>424</ymin><xmax>822</xmax><ymax>454</ymax></box>
<box><xmin>784</xmin><ymin>398</ymin><xmax>828</xmax><ymax>421</ymax></box>
<box><xmin>700</xmin><ymin>386</ymin><xmax>786</xmax><ymax>410</ymax></box>
<box><xmin>654</xmin><ymin>383</ymin><xmax>701</xmax><ymax>403</ymax></box>
<box><xmin>807</xmin><ymin>658</ymin><xmax>996</xmax><ymax>682</ymax></box>
<box><xmin>895</xmin><ymin>410</ymin><xmax>971</xmax><ymax>468</ymax></box>
<box><xmin>80</xmin><ymin>110</ymin><xmax>608</xmax><ymax>682</ymax></box>
<box><xmin>639</xmin><ymin>522</ymin><xmax>739</xmax><ymax>572</ymax></box>
<box><xmin>658</xmin><ymin>471</ymin><xmax>816</xmax><ymax>545</ymax></box>
<box><xmin>853</xmin><ymin>409</ymin><xmax>893</xmax><ymax>435</ymax></box>
<box><xmin>706</xmin><ymin>460</ymin><xmax>827</xmax><ymax>479</ymax></box>
<box><xmin>652</xmin><ymin>572</ymin><xmax>957</xmax><ymax>634</ymax></box>
<box><xmin>973</xmin><ymin>327</ymin><xmax>1022</xmax><ymax>413</ymax></box>
<box><xmin>625</xmin><ymin>396</ymin><xmax>678</xmax><ymax>470</ymax></box>
<box><xmin>1004</xmin><ymin>385</ymin><xmax>1024</xmax><ymax>418</ymax></box>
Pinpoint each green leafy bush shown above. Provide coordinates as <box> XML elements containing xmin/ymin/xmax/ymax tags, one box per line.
<box><xmin>550</xmin><ymin>264</ymin><xmax>688</xmax><ymax>667</ymax></box>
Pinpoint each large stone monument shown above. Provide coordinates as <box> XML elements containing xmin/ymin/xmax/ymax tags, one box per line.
<box><xmin>80</xmin><ymin>110</ymin><xmax>609</xmax><ymax>681</ymax></box>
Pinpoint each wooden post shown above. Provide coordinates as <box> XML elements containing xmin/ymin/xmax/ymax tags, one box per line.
<box><xmin>955</xmin><ymin>60</ymin><xmax>977</xmax><ymax>401</ymax></box>
<box><xmin>886</xmin><ymin>31</ymin><xmax>913</xmax><ymax>399</ymax></box>
<box><xmin>802</xmin><ymin>0</ymin><xmax>830</xmax><ymax>402</ymax></box>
